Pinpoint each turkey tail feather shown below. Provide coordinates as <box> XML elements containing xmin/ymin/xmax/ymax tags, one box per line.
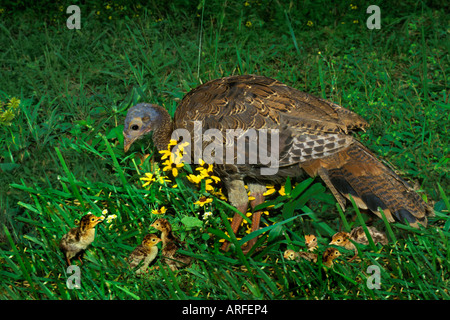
<box><xmin>303</xmin><ymin>141</ymin><xmax>433</xmax><ymax>227</ymax></box>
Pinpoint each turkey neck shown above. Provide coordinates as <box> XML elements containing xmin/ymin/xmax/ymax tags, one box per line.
<box><xmin>152</xmin><ymin>105</ymin><xmax>174</xmax><ymax>151</ymax></box>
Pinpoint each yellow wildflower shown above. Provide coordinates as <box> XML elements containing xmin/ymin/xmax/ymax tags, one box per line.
<box><xmin>196</xmin><ymin>159</ymin><xmax>213</xmax><ymax>174</ymax></box>
<box><xmin>140</xmin><ymin>172</ymin><xmax>156</xmax><ymax>187</ymax></box>
<box><xmin>264</xmin><ymin>184</ymin><xmax>286</xmax><ymax>196</ymax></box>
<box><xmin>159</xmin><ymin>139</ymin><xmax>179</xmax><ymax>160</ymax></box>
<box><xmin>173</xmin><ymin>141</ymin><xmax>190</xmax><ymax>159</ymax></box>
<box><xmin>194</xmin><ymin>196</ymin><xmax>213</xmax><ymax>207</ymax></box>
<box><xmin>245</xmin><ymin>21</ymin><xmax>252</xmax><ymax>28</ymax></box>
<box><xmin>152</xmin><ymin>206</ymin><xmax>167</xmax><ymax>215</ymax></box>
<box><xmin>307</xmin><ymin>21</ymin><xmax>313</xmax><ymax>27</ymax></box>
<box><xmin>187</xmin><ymin>174</ymin><xmax>203</xmax><ymax>184</ymax></box>
<box><xmin>213</xmin><ymin>189</ymin><xmax>228</xmax><ymax>201</ymax></box>
<box><xmin>197</xmin><ymin>159</ymin><xmax>220</xmax><ymax>183</ymax></box>
<box><xmin>162</xmin><ymin>156</ymin><xmax>184</xmax><ymax>177</ymax></box>
<box><xmin>204</xmin><ymin>179</ymin><xmax>216</xmax><ymax>192</ymax></box>
<box><xmin>156</xmin><ymin>175</ymin><xmax>171</xmax><ymax>185</ymax></box>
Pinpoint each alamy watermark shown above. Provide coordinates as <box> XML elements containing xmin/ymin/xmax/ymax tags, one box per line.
<box><xmin>170</xmin><ymin>121</ymin><xmax>280</xmax><ymax>175</ymax></box>
<box><xmin>66</xmin><ymin>5</ymin><xmax>81</xmax><ymax>30</ymax></box>
<box><xmin>366</xmin><ymin>5</ymin><xmax>381</xmax><ymax>29</ymax></box>
<box><xmin>65</xmin><ymin>5</ymin><xmax>382</xmax><ymax>31</ymax></box>
<box><xmin>366</xmin><ymin>265</ymin><xmax>381</xmax><ymax>289</ymax></box>
<box><xmin>66</xmin><ymin>265</ymin><xmax>81</xmax><ymax>289</ymax></box>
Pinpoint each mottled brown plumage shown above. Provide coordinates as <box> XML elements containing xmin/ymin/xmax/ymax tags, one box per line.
<box><xmin>123</xmin><ymin>75</ymin><xmax>433</xmax><ymax>254</ymax></box>
<box><xmin>330</xmin><ymin>226</ymin><xmax>388</xmax><ymax>262</ymax></box>
<box><xmin>151</xmin><ymin>218</ymin><xmax>192</xmax><ymax>271</ymax></box>
<box><xmin>128</xmin><ymin>233</ymin><xmax>161</xmax><ymax>275</ymax></box>
<box><xmin>322</xmin><ymin>247</ymin><xmax>341</xmax><ymax>268</ymax></box>
<box><xmin>59</xmin><ymin>214</ymin><xmax>103</xmax><ymax>265</ymax></box>
<box><xmin>283</xmin><ymin>249</ymin><xmax>318</xmax><ymax>263</ymax></box>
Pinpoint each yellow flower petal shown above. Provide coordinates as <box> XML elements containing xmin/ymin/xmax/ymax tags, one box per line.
<box><xmin>263</xmin><ymin>188</ymin><xmax>276</xmax><ymax>196</ymax></box>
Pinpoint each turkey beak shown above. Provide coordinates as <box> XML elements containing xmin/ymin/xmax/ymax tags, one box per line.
<box><xmin>123</xmin><ymin>132</ymin><xmax>136</xmax><ymax>153</ymax></box>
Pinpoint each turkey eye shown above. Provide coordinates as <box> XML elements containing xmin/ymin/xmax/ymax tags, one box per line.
<box><xmin>131</xmin><ymin>124</ymin><xmax>139</xmax><ymax>130</ymax></box>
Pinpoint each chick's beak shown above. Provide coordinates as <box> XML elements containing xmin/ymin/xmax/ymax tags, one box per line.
<box><xmin>92</xmin><ymin>216</ymin><xmax>104</xmax><ymax>226</ymax></box>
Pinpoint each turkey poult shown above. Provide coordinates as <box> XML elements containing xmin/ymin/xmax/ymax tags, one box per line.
<box><xmin>128</xmin><ymin>233</ymin><xmax>161</xmax><ymax>275</ymax></box>
<box><xmin>284</xmin><ymin>249</ymin><xmax>318</xmax><ymax>263</ymax></box>
<box><xmin>123</xmin><ymin>75</ymin><xmax>433</xmax><ymax>253</ymax></box>
<box><xmin>151</xmin><ymin>218</ymin><xmax>192</xmax><ymax>271</ymax></box>
<box><xmin>59</xmin><ymin>214</ymin><xmax>103</xmax><ymax>265</ymax></box>
<box><xmin>330</xmin><ymin>226</ymin><xmax>388</xmax><ymax>262</ymax></box>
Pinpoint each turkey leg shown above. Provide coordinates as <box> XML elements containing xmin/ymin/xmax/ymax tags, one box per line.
<box><xmin>241</xmin><ymin>190</ymin><xmax>265</xmax><ymax>254</ymax></box>
<box><xmin>220</xmin><ymin>203</ymin><xmax>248</xmax><ymax>252</ymax></box>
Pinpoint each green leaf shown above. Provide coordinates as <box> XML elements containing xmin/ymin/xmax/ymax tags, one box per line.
<box><xmin>181</xmin><ymin>216</ymin><xmax>203</xmax><ymax>228</ymax></box>
<box><xmin>239</xmin><ymin>213</ymin><xmax>305</xmax><ymax>245</ymax></box>
<box><xmin>290</xmin><ymin>177</ymin><xmax>314</xmax><ymax>199</ymax></box>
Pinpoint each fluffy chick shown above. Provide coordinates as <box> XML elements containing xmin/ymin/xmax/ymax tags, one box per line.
<box><xmin>151</xmin><ymin>218</ymin><xmax>192</xmax><ymax>271</ymax></box>
<box><xmin>283</xmin><ymin>249</ymin><xmax>318</xmax><ymax>263</ymax></box>
<box><xmin>128</xmin><ymin>234</ymin><xmax>161</xmax><ymax>275</ymax></box>
<box><xmin>329</xmin><ymin>226</ymin><xmax>388</xmax><ymax>262</ymax></box>
<box><xmin>322</xmin><ymin>247</ymin><xmax>341</xmax><ymax>268</ymax></box>
<box><xmin>59</xmin><ymin>214</ymin><xmax>103</xmax><ymax>265</ymax></box>
<box><xmin>350</xmin><ymin>226</ymin><xmax>388</xmax><ymax>246</ymax></box>
<box><xmin>304</xmin><ymin>234</ymin><xmax>318</xmax><ymax>252</ymax></box>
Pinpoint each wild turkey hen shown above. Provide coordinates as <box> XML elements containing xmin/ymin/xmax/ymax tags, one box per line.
<box><xmin>123</xmin><ymin>75</ymin><xmax>433</xmax><ymax>253</ymax></box>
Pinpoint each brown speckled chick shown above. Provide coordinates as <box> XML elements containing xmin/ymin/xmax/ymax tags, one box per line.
<box><xmin>128</xmin><ymin>234</ymin><xmax>161</xmax><ymax>275</ymax></box>
<box><xmin>330</xmin><ymin>226</ymin><xmax>388</xmax><ymax>261</ymax></box>
<box><xmin>151</xmin><ymin>218</ymin><xmax>192</xmax><ymax>271</ymax></box>
<box><xmin>322</xmin><ymin>247</ymin><xmax>341</xmax><ymax>268</ymax></box>
<box><xmin>59</xmin><ymin>214</ymin><xmax>103</xmax><ymax>265</ymax></box>
<box><xmin>304</xmin><ymin>234</ymin><xmax>318</xmax><ymax>252</ymax></box>
<box><xmin>283</xmin><ymin>249</ymin><xmax>318</xmax><ymax>263</ymax></box>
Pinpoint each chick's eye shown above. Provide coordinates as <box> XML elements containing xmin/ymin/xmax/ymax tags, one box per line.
<box><xmin>131</xmin><ymin>124</ymin><xmax>139</xmax><ymax>130</ymax></box>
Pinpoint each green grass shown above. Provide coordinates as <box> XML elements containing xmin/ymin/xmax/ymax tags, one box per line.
<box><xmin>0</xmin><ymin>0</ymin><xmax>449</xmax><ymax>300</ymax></box>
